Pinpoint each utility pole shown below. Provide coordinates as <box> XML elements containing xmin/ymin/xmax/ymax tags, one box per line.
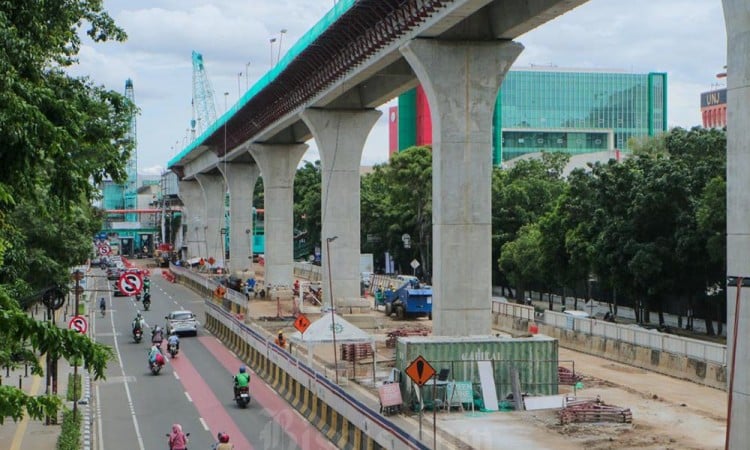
<box><xmin>71</xmin><ymin>270</ymin><xmax>84</xmax><ymax>420</ymax></box>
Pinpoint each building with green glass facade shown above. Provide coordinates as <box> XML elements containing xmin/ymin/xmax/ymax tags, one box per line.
<box><xmin>391</xmin><ymin>68</ymin><xmax>668</xmax><ymax>165</ymax></box>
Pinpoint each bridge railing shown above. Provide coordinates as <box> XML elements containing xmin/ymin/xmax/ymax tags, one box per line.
<box><xmin>494</xmin><ymin>300</ymin><xmax>727</xmax><ymax>365</ymax></box>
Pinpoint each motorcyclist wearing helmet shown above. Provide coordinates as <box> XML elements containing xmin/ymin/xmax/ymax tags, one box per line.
<box><xmin>233</xmin><ymin>365</ymin><xmax>250</xmax><ymax>399</ymax></box>
<box><xmin>167</xmin><ymin>330</ymin><xmax>180</xmax><ymax>351</ymax></box>
<box><xmin>152</xmin><ymin>325</ymin><xmax>164</xmax><ymax>346</ymax></box>
<box><xmin>99</xmin><ymin>297</ymin><xmax>106</xmax><ymax>312</ymax></box>
<box><xmin>132</xmin><ymin>313</ymin><xmax>145</xmax><ymax>333</ymax></box>
<box><xmin>214</xmin><ymin>432</ymin><xmax>233</xmax><ymax>450</ymax></box>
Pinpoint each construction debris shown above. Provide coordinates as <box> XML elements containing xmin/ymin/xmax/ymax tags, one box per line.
<box><xmin>558</xmin><ymin>366</ymin><xmax>583</xmax><ymax>385</ymax></box>
<box><xmin>385</xmin><ymin>326</ymin><xmax>430</xmax><ymax>348</ymax></box>
<box><xmin>559</xmin><ymin>396</ymin><xmax>633</xmax><ymax>425</ymax></box>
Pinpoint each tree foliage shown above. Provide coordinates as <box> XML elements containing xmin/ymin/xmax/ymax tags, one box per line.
<box><xmin>0</xmin><ymin>0</ymin><xmax>130</xmax><ymax>422</ymax></box>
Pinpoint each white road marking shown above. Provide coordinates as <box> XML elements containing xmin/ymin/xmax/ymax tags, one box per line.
<box><xmin>110</xmin><ymin>309</ymin><xmax>146</xmax><ymax>450</ymax></box>
<box><xmin>184</xmin><ymin>391</ymin><xmax>193</xmax><ymax>402</ymax></box>
<box><xmin>199</xmin><ymin>417</ymin><xmax>209</xmax><ymax>431</ymax></box>
<box><xmin>173</xmin><ymin>371</ymin><xmax>180</xmax><ymax>380</ymax></box>
<box><xmin>95</xmin><ymin>384</ymin><xmax>103</xmax><ymax>450</ymax></box>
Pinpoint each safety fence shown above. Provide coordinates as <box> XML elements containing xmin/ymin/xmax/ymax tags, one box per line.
<box><xmin>293</xmin><ymin>262</ymin><xmax>322</xmax><ymax>282</ymax></box>
<box><xmin>493</xmin><ymin>299</ymin><xmax>727</xmax><ymax>365</ymax></box>
<box><xmin>491</xmin><ymin>301</ymin><xmax>535</xmax><ymax>321</ymax></box>
<box><xmin>203</xmin><ymin>300</ymin><xmax>429</xmax><ymax>450</ymax></box>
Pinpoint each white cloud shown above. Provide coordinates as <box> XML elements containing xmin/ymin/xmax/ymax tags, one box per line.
<box><xmin>75</xmin><ymin>0</ymin><xmax>726</xmax><ymax>174</ymax></box>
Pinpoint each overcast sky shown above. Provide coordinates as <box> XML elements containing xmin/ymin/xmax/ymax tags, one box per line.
<box><xmin>71</xmin><ymin>0</ymin><xmax>727</xmax><ymax>176</ymax></box>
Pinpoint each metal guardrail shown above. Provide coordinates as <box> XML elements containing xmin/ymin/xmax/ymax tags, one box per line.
<box><xmin>493</xmin><ymin>300</ymin><xmax>727</xmax><ymax>365</ymax></box>
<box><xmin>170</xmin><ymin>264</ymin><xmax>247</xmax><ymax>308</ymax></box>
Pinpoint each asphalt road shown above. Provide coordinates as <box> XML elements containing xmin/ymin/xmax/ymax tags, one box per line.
<box><xmin>91</xmin><ymin>269</ymin><xmax>333</xmax><ymax>450</ymax></box>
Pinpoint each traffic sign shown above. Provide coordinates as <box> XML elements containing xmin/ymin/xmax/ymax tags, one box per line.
<box><xmin>410</xmin><ymin>259</ymin><xmax>420</xmax><ymax>270</ymax></box>
<box><xmin>294</xmin><ymin>314</ymin><xmax>311</xmax><ymax>334</ymax></box>
<box><xmin>98</xmin><ymin>244</ymin><xmax>111</xmax><ymax>256</ymax></box>
<box><xmin>117</xmin><ymin>272</ymin><xmax>143</xmax><ymax>296</ymax></box>
<box><xmin>68</xmin><ymin>315</ymin><xmax>88</xmax><ymax>334</ymax></box>
<box><xmin>405</xmin><ymin>355</ymin><xmax>436</xmax><ymax>386</ymax></box>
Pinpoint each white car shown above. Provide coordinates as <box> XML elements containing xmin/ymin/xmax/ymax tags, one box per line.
<box><xmin>165</xmin><ymin>310</ymin><xmax>199</xmax><ymax>336</ymax></box>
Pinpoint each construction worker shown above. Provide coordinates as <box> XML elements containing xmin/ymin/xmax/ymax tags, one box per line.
<box><xmin>275</xmin><ymin>331</ymin><xmax>287</xmax><ymax>349</ymax></box>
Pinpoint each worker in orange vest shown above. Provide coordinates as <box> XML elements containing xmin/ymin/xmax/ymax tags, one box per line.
<box><xmin>275</xmin><ymin>331</ymin><xmax>287</xmax><ymax>349</ymax></box>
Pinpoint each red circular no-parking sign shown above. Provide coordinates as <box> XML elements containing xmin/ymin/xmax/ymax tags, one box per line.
<box><xmin>117</xmin><ymin>272</ymin><xmax>143</xmax><ymax>296</ymax></box>
<box><xmin>68</xmin><ymin>315</ymin><xmax>88</xmax><ymax>334</ymax></box>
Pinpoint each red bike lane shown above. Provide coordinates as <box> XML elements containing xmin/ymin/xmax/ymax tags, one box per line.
<box><xmin>168</xmin><ymin>351</ymin><xmax>254</xmax><ymax>450</ymax></box>
<box><xmin>169</xmin><ymin>336</ymin><xmax>334</xmax><ymax>450</ymax></box>
<box><xmin>198</xmin><ymin>337</ymin><xmax>336</xmax><ymax>450</ymax></box>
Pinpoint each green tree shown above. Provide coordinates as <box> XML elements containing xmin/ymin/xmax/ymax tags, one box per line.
<box><xmin>0</xmin><ymin>0</ymin><xmax>130</xmax><ymax>422</ymax></box>
<box><xmin>492</xmin><ymin>152</ymin><xmax>569</xmax><ymax>299</ymax></box>
<box><xmin>293</xmin><ymin>161</ymin><xmax>321</xmax><ymax>248</ymax></box>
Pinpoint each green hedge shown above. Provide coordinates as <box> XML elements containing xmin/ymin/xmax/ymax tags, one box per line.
<box><xmin>56</xmin><ymin>409</ymin><xmax>81</xmax><ymax>450</ymax></box>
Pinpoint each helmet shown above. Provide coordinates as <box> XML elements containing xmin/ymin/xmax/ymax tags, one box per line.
<box><xmin>239</xmin><ymin>365</ymin><xmax>246</xmax><ymax>373</ymax></box>
<box><xmin>218</xmin><ymin>432</ymin><xmax>230</xmax><ymax>443</ymax></box>
<box><xmin>136</xmin><ymin>313</ymin><xmax>142</xmax><ymax>319</ymax></box>
<box><xmin>154</xmin><ymin>326</ymin><xmax>161</xmax><ymax>332</ymax></box>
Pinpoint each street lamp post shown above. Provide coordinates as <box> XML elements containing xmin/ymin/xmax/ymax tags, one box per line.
<box><xmin>245</xmin><ymin>61</ymin><xmax>251</xmax><ymax>90</ymax></box>
<box><xmin>269</xmin><ymin>38</ymin><xmax>277</xmax><ymax>66</ymax></box>
<box><xmin>223</xmin><ymin>92</ymin><xmax>229</xmax><ymax>113</ymax></box>
<box><xmin>237</xmin><ymin>72</ymin><xmax>242</xmax><ymax>98</ymax></box>
<box><xmin>277</xmin><ymin>29</ymin><xmax>287</xmax><ymax>65</ymax></box>
<box><xmin>326</xmin><ymin>236</ymin><xmax>339</xmax><ymax>384</ymax></box>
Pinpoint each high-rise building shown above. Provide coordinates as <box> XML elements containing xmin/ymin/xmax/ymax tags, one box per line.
<box><xmin>700</xmin><ymin>88</ymin><xmax>726</xmax><ymax>128</ymax></box>
<box><xmin>392</xmin><ymin>68</ymin><xmax>668</xmax><ymax>165</ymax></box>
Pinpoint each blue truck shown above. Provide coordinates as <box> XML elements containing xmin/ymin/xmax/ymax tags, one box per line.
<box><xmin>383</xmin><ymin>276</ymin><xmax>432</xmax><ymax>320</ymax></box>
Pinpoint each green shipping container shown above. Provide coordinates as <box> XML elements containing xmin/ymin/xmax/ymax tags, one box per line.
<box><xmin>396</xmin><ymin>335</ymin><xmax>559</xmax><ymax>406</ymax></box>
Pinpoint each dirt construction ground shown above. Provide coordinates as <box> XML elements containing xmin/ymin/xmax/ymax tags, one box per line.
<box><xmin>239</xmin><ymin>288</ymin><xmax>727</xmax><ymax>450</ymax></box>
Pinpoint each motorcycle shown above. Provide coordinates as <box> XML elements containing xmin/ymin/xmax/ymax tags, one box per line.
<box><xmin>165</xmin><ymin>431</ymin><xmax>190</xmax><ymax>450</ymax></box>
<box><xmin>168</xmin><ymin>341</ymin><xmax>179</xmax><ymax>358</ymax></box>
<box><xmin>143</xmin><ymin>293</ymin><xmax>151</xmax><ymax>311</ymax></box>
<box><xmin>149</xmin><ymin>348</ymin><xmax>165</xmax><ymax>375</ymax></box>
<box><xmin>234</xmin><ymin>385</ymin><xmax>251</xmax><ymax>408</ymax></box>
<box><xmin>133</xmin><ymin>328</ymin><xmax>143</xmax><ymax>343</ymax></box>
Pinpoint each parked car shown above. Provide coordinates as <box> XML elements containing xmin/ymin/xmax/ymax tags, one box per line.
<box><xmin>165</xmin><ymin>310</ymin><xmax>199</xmax><ymax>336</ymax></box>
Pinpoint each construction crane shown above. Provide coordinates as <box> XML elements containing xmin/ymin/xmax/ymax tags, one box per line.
<box><xmin>123</xmin><ymin>78</ymin><xmax>138</xmax><ymax>222</ymax></box>
<box><xmin>191</xmin><ymin>51</ymin><xmax>218</xmax><ymax>137</ymax></box>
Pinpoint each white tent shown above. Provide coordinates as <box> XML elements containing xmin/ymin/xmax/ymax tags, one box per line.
<box><xmin>289</xmin><ymin>313</ymin><xmax>376</xmax><ymax>383</ymax></box>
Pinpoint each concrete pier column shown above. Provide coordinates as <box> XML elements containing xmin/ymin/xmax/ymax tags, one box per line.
<box><xmin>401</xmin><ymin>39</ymin><xmax>522</xmax><ymax>336</ymax></box>
<box><xmin>195</xmin><ymin>173</ymin><xmax>226</xmax><ymax>268</ymax></box>
<box><xmin>177</xmin><ymin>179</ymin><xmax>204</xmax><ymax>260</ymax></box>
<box><xmin>248</xmin><ymin>144</ymin><xmax>308</xmax><ymax>286</ymax></box>
<box><xmin>722</xmin><ymin>1</ymin><xmax>750</xmax><ymax>447</ymax></box>
<box><xmin>302</xmin><ymin>109</ymin><xmax>381</xmax><ymax>308</ymax></box>
<box><xmin>219</xmin><ymin>163</ymin><xmax>259</xmax><ymax>274</ymax></box>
